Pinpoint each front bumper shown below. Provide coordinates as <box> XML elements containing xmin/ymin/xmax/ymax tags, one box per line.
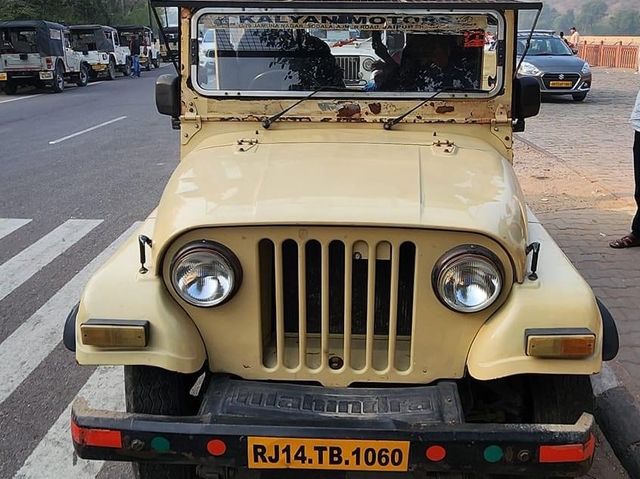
<box><xmin>0</xmin><ymin>70</ymin><xmax>52</xmax><ymax>82</ymax></box>
<box><xmin>71</xmin><ymin>377</ymin><xmax>595</xmax><ymax>476</ymax></box>
<box><xmin>528</xmin><ymin>72</ymin><xmax>592</xmax><ymax>95</ymax></box>
<box><xmin>91</xmin><ymin>63</ymin><xmax>109</xmax><ymax>72</ymax></box>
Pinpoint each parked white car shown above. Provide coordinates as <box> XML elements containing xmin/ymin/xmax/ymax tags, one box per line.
<box><xmin>0</xmin><ymin>20</ymin><xmax>90</xmax><ymax>94</ymax></box>
<box><xmin>69</xmin><ymin>25</ymin><xmax>131</xmax><ymax>80</ymax></box>
<box><xmin>116</xmin><ymin>25</ymin><xmax>160</xmax><ymax>71</ymax></box>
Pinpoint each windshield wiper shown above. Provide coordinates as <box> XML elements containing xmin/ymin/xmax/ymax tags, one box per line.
<box><xmin>262</xmin><ymin>86</ymin><xmax>350</xmax><ymax>129</ymax></box>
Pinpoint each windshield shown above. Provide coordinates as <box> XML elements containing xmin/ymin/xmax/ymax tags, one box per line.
<box><xmin>70</xmin><ymin>30</ymin><xmax>99</xmax><ymax>51</ymax></box>
<box><xmin>194</xmin><ymin>11</ymin><xmax>502</xmax><ymax>97</ymax></box>
<box><xmin>518</xmin><ymin>36</ymin><xmax>573</xmax><ymax>56</ymax></box>
<box><xmin>0</xmin><ymin>28</ymin><xmax>39</xmax><ymax>54</ymax></box>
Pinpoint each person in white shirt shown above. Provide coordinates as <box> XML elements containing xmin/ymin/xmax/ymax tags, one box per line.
<box><xmin>610</xmin><ymin>89</ymin><xmax>640</xmax><ymax>248</ymax></box>
<box><xmin>569</xmin><ymin>27</ymin><xmax>580</xmax><ymax>47</ymax></box>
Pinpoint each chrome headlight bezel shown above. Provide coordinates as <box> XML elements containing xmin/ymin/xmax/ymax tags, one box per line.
<box><xmin>581</xmin><ymin>62</ymin><xmax>591</xmax><ymax>75</ymax></box>
<box><xmin>432</xmin><ymin>245</ymin><xmax>504</xmax><ymax>314</ymax></box>
<box><xmin>170</xmin><ymin>240</ymin><xmax>243</xmax><ymax>308</ymax></box>
<box><xmin>362</xmin><ymin>57</ymin><xmax>375</xmax><ymax>72</ymax></box>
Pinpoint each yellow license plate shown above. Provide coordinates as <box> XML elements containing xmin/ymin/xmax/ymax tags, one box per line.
<box><xmin>549</xmin><ymin>80</ymin><xmax>573</xmax><ymax>87</ymax></box>
<box><xmin>248</xmin><ymin>437</ymin><xmax>410</xmax><ymax>471</ymax></box>
<box><xmin>0</xmin><ymin>73</ymin><xmax>6</xmax><ymax>81</ymax></box>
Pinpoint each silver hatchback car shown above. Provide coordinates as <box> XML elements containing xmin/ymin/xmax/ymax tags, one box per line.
<box><xmin>516</xmin><ymin>31</ymin><xmax>592</xmax><ymax>102</ymax></box>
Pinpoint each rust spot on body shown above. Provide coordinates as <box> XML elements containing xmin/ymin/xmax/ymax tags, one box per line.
<box><xmin>368</xmin><ymin>103</ymin><xmax>382</xmax><ymax>115</ymax></box>
<box><xmin>436</xmin><ymin>105</ymin><xmax>455</xmax><ymax>114</ymax></box>
<box><xmin>337</xmin><ymin>104</ymin><xmax>361</xmax><ymax>118</ymax></box>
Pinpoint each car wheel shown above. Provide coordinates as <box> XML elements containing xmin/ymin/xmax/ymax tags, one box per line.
<box><xmin>145</xmin><ymin>59</ymin><xmax>151</xmax><ymax>72</ymax></box>
<box><xmin>153</xmin><ymin>57</ymin><xmax>160</xmax><ymax>68</ymax></box>
<box><xmin>51</xmin><ymin>63</ymin><xmax>65</xmax><ymax>93</ymax></box>
<box><xmin>3</xmin><ymin>81</ymin><xmax>18</xmax><ymax>95</ymax></box>
<box><xmin>572</xmin><ymin>92</ymin><xmax>588</xmax><ymax>102</ymax></box>
<box><xmin>530</xmin><ymin>374</ymin><xmax>594</xmax><ymax>424</ymax></box>
<box><xmin>76</xmin><ymin>63</ymin><xmax>89</xmax><ymax>87</ymax></box>
<box><xmin>125</xmin><ymin>366</ymin><xmax>199</xmax><ymax>479</ymax></box>
<box><xmin>123</xmin><ymin>58</ymin><xmax>132</xmax><ymax>77</ymax></box>
<box><xmin>107</xmin><ymin>58</ymin><xmax>117</xmax><ymax>81</ymax></box>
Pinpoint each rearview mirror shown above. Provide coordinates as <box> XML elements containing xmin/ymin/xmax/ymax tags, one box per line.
<box><xmin>156</xmin><ymin>74</ymin><xmax>180</xmax><ymax>118</ymax></box>
<box><xmin>514</xmin><ymin>76</ymin><xmax>540</xmax><ymax>120</ymax></box>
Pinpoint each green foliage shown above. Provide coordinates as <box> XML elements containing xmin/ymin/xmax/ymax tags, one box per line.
<box><xmin>0</xmin><ymin>0</ymin><xmax>154</xmax><ymax>27</ymax></box>
<box><xmin>577</xmin><ymin>0</ymin><xmax>608</xmax><ymax>34</ymax></box>
<box><xmin>609</xmin><ymin>9</ymin><xmax>640</xmax><ymax>35</ymax></box>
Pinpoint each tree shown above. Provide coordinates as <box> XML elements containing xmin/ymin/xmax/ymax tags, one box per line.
<box><xmin>609</xmin><ymin>9</ymin><xmax>640</xmax><ymax>35</ymax></box>
<box><xmin>554</xmin><ymin>9</ymin><xmax>576</xmax><ymax>35</ymax></box>
<box><xmin>577</xmin><ymin>0</ymin><xmax>608</xmax><ymax>34</ymax></box>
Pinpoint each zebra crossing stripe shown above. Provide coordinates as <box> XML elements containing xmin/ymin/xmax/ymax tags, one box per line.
<box><xmin>0</xmin><ymin>218</ymin><xmax>31</xmax><ymax>241</ymax></box>
<box><xmin>14</xmin><ymin>367</ymin><xmax>125</xmax><ymax>479</ymax></box>
<box><xmin>0</xmin><ymin>222</ymin><xmax>142</xmax><ymax>405</ymax></box>
<box><xmin>0</xmin><ymin>219</ymin><xmax>103</xmax><ymax>302</ymax></box>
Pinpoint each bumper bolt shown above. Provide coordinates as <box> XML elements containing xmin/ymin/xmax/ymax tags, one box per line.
<box><xmin>130</xmin><ymin>439</ymin><xmax>145</xmax><ymax>451</ymax></box>
<box><xmin>517</xmin><ymin>450</ymin><xmax>531</xmax><ymax>462</ymax></box>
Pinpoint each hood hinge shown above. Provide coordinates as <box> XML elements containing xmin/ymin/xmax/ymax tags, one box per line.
<box><xmin>181</xmin><ymin>100</ymin><xmax>202</xmax><ymax>145</ymax></box>
<box><xmin>490</xmin><ymin>103</ymin><xmax>513</xmax><ymax>148</ymax></box>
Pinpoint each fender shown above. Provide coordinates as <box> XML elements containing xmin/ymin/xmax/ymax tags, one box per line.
<box><xmin>72</xmin><ymin>218</ymin><xmax>206</xmax><ymax>374</ymax></box>
<box><xmin>597</xmin><ymin>298</ymin><xmax>619</xmax><ymax>361</ymax></box>
<box><xmin>467</xmin><ymin>219</ymin><xmax>603</xmax><ymax>380</ymax></box>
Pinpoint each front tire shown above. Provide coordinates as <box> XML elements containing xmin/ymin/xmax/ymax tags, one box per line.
<box><xmin>125</xmin><ymin>366</ymin><xmax>199</xmax><ymax>479</ymax></box>
<box><xmin>51</xmin><ymin>63</ymin><xmax>65</xmax><ymax>93</ymax></box>
<box><xmin>107</xmin><ymin>58</ymin><xmax>117</xmax><ymax>81</ymax></box>
<box><xmin>530</xmin><ymin>374</ymin><xmax>594</xmax><ymax>424</ymax></box>
<box><xmin>572</xmin><ymin>92</ymin><xmax>588</xmax><ymax>102</ymax></box>
<box><xmin>3</xmin><ymin>81</ymin><xmax>18</xmax><ymax>95</ymax></box>
<box><xmin>123</xmin><ymin>57</ymin><xmax>132</xmax><ymax>77</ymax></box>
<box><xmin>76</xmin><ymin>63</ymin><xmax>89</xmax><ymax>87</ymax></box>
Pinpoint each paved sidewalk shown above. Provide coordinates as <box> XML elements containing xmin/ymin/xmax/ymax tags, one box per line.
<box><xmin>514</xmin><ymin>68</ymin><xmax>640</xmax><ymax>476</ymax></box>
<box><xmin>516</xmin><ymin>68</ymin><xmax>640</xmax><ymax>401</ymax></box>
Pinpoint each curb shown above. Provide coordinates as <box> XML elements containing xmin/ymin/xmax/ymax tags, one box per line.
<box><xmin>592</xmin><ymin>364</ymin><xmax>640</xmax><ymax>478</ymax></box>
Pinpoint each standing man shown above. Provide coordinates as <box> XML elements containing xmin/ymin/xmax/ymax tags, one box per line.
<box><xmin>569</xmin><ymin>27</ymin><xmax>580</xmax><ymax>48</ymax></box>
<box><xmin>129</xmin><ymin>34</ymin><xmax>141</xmax><ymax>78</ymax></box>
<box><xmin>610</xmin><ymin>89</ymin><xmax>640</xmax><ymax>248</ymax></box>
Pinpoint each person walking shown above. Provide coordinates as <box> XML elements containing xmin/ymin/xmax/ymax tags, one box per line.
<box><xmin>129</xmin><ymin>34</ymin><xmax>141</xmax><ymax>78</ymax></box>
<box><xmin>610</xmin><ymin>88</ymin><xmax>640</xmax><ymax>248</ymax></box>
<box><xmin>569</xmin><ymin>27</ymin><xmax>580</xmax><ymax>47</ymax></box>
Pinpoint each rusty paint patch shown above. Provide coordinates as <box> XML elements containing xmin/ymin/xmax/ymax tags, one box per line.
<box><xmin>368</xmin><ymin>103</ymin><xmax>382</xmax><ymax>115</ymax></box>
<box><xmin>337</xmin><ymin>104</ymin><xmax>361</xmax><ymax>118</ymax></box>
<box><xmin>436</xmin><ymin>105</ymin><xmax>455</xmax><ymax>114</ymax></box>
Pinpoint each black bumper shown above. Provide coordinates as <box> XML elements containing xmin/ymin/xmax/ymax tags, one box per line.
<box><xmin>72</xmin><ymin>377</ymin><xmax>595</xmax><ymax>476</ymax></box>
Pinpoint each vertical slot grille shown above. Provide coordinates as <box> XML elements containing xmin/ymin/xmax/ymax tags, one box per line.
<box><xmin>259</xmin><ymin>236</ymin><xmax>416</xmax><ymax>374</ymax></box>
<box><xmin>336</xmin><ymin>56</ymin><xmax>361</xmax><ymax>82</ymax></box>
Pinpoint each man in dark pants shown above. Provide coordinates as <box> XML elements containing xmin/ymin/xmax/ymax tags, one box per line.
<box><xmin>129</xmin><ymin>34</ymin><xmax>141</xmax><ymax>78</ymax></box>
<box><xmin>610</xmin><ymin>88</ymin><xmax>640</xmax><ymax>248</ymax></box>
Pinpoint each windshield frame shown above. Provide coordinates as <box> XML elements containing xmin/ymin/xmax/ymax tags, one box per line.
<box><xmin>190</xmin><ymin>7</ymin><xmax>505</xmax><ymax>99</ymax></box>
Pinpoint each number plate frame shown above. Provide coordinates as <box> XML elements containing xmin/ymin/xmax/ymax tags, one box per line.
<box><xmin>549</xmin><ymin>80</ymin><xmax>573</xmax><ymax>88</ymax></box>
<box><xmin>248</xmin><ymin>437</ymin><xmax>410</xmax><ymax>471</ymax></box>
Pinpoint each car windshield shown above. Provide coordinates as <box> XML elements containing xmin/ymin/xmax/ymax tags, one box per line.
<box><xmin>0</xmin><ymin>28</ymin><xmax>39</xmax><ymax>54</ymax></box>
<box><xmin>519</xmin><ymin>36</ymin><xmax>573</xmax><ymax>56</ymax></box>
<box><xmin>195</xmin><ymin>12</ymin><xmax>501</xmax><ymax>96</ymax></box>
<box><xmin>70</xmin><ymin>30</ymin><xmax>99</xmax><ymax>51</ymax></box>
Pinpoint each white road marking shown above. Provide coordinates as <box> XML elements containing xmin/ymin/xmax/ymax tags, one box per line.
<box><xmin>87</xmin><ymin>81</ymin><xmax>103</xmax><ymax>87</ymax></box>
<box><xmin>14</xmin><ymin>366</ymin><xmax>125</xmax><ymax>479</ymax></box>
<box><xmin>0</xmin><ymin>218</ymin><xmax>31</xmax><ymax>240</ymax></box>
<box><xmin>48</xmin><ymin>116</ymin><xmax>127</xmax><ymax>145</ymax></box>
<box><xmin>0</xmin><ymin>219</ymin><xmax>102</xmax><ymax>302</ymax></box>
<box><xmin>0</xmin><ymin>94</ymin><xmax>43</xmax><ymax>105</ymax></box>
<box><xmin>0</xmin><ymin>222</ymin><xmax>141</xmax><ymax>405</ymax></box>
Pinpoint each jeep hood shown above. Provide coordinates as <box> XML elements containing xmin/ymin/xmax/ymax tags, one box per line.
<box><xmin>153</xmin><ymin>134</ymin><xmax>528</xmax><ymax>279</ymax></box>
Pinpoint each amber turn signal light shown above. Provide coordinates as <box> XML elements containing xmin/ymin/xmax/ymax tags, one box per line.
<box><xmin>80</xmin><ymin>319</ymin><xmax>149</xmax><ymax>348</ymax></box>
<box><xmin>525</xmin><ymin>328</ymin><xmax>595</xmax><ymax>359</ymax></box>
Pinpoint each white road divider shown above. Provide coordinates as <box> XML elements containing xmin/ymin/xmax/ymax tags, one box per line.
<box><xmin>48</xmin><ymin>116</ymin><xmax>127</xmax><ymax>145</ymax></box>
<box><xmin>0</xmin><ymin>222</ymin><xmax>141</xmax><ymax>405</ymax></box>
<box><xmin>0</xmin><ymin>218</ymin><xmax>31</xmax><ymax>240</ymax></box>
<box><xmin>0</xmin><ymin>219</ymin><xmax>102</xmax><ymax>302</ymax></box>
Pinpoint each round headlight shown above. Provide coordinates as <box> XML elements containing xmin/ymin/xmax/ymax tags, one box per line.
<box><xmin>171</xmin><ymin>241</ymin><xmax>242</xmax><ymax>307</ymax></box>
<box><xmin>362</xmin><ymin>57</ymin><xmax>375</xmax><ymax>72</ymax></box>
<box><xmin>433</xmin><ymin>246</ymin><xmax>503</xmax><ymax>313</ymax></box>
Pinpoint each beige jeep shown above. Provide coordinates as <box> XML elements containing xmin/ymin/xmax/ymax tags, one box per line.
<box><xmin>64</xmin><ymin>1</ymin><xmax>619</xmax><ymax>478</ymax></box>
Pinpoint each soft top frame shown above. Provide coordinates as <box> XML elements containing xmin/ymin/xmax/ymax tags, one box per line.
<box><xmin>0</xmin><ymin>19</ymin><xmax>65</xmax><ymax>56</ymax></box>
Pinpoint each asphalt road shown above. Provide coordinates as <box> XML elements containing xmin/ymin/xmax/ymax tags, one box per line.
<box><xmin>0</xmin><ymin>67</ymin><xmax>629</xmax><ymax>478</ymax></box>
<box><xmin>0</xmin><ymin>66</ymin><xmax>178</xmax><ymax>479</ymax></box>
